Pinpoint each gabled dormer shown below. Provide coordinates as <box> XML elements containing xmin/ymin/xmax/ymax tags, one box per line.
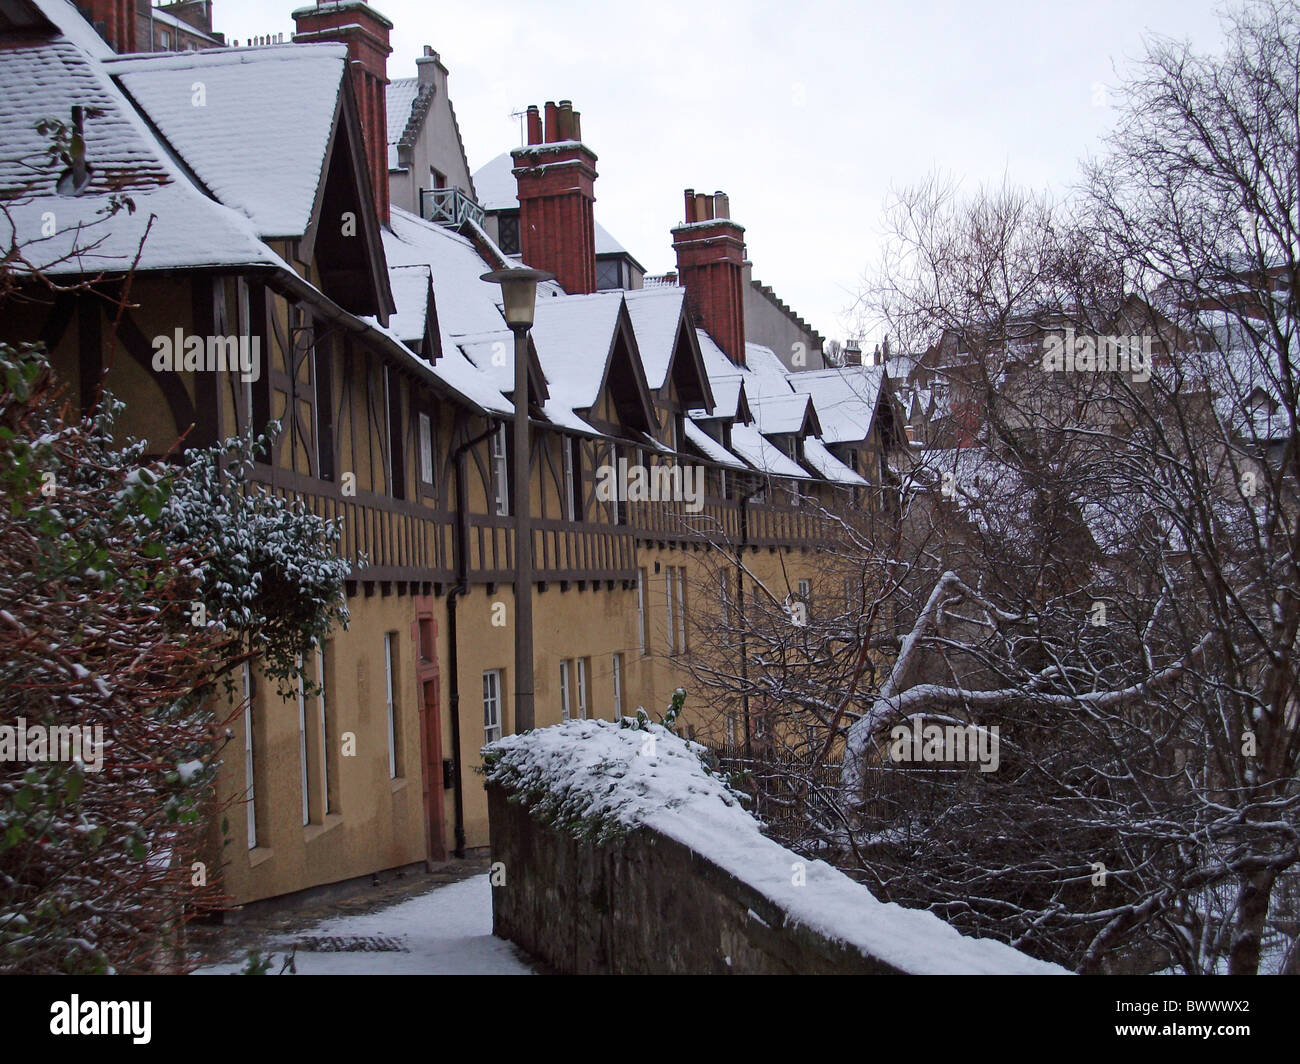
<box><xmin>530</xmin><ymin>293</ymin><xmax>657</xmax><ymax>440</ymax></box>
<box><xmin>624</xmin><ymin>288</ymin><xmax>715</xmax><ymax>453</ymax></box>
<box><xmin>107</xmin><ymin>42</ymin><xmax>395</xmax><ymax>324</ymax></box>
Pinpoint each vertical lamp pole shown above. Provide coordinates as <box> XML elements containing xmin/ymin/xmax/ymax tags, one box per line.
<box><xmin>481</xmin><ymin>268</ymin><xmax>554</xmax><ymax>734</ymax></box>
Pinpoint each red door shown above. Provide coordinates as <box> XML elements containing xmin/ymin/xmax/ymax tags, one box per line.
<box><xmin>413</xmin><ymin>609</ymin><xmax>445</xmax><ymax>866</ymax></box>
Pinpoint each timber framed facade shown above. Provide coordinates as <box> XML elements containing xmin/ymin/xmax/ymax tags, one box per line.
<box><xmin>0</xmin><ymin>0</ymin><xmax>903</xmax><ymax>907</ymax></box>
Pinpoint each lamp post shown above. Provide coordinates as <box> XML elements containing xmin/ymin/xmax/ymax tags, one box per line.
<box><xmin>480</xmin><ymin>267</ymin><xmax>554</xmax><ymax>734</ymax></box>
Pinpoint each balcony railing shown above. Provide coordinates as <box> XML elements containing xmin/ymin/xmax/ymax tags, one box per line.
<box><xmin>420</xmin><ymin>186</ymin><xmax>485</xmax><ymax>230</ymax></box>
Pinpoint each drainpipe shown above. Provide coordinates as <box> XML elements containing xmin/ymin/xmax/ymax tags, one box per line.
<box><xmin>736</xmin><ymin>478</ymin><xmax>762</xmax><ymax>760</ymax></box>
<box><xmin>447</xmin><ymin>423</ymin><xmax>495</xmax><ymax>858</ymax></box>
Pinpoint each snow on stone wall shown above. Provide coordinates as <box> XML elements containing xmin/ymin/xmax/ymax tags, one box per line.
<box><xmin>484</xmin><ymin>719</ymin><xmax>1069</xmax><ymax>975</ymax></box>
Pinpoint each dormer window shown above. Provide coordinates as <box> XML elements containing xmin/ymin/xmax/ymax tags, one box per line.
<box><xmin>596</xmin><ymin>258</ymin><xmax>623</xmax><ymax>290</ymax></box>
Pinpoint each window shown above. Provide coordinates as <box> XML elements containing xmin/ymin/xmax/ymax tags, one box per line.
<box><xmin>797</xmin><ymin>578</ymin><xmax>812</xmax><ymax>607</ymax></box>
<box><xmin>613</xmin><ymin>446</ymin><xmax>629</xmax><ymax>525</ymax></box>
<box><xmin>384</xmin><ymin>366</ymin><xmax>405</xmax><ymax>499</ymax></box>
<box><xmin>490</xmin><ymin>423</ymin><xmax>510</xmax><ymax>516</ymax></box>
<box><xmin>636</xmin><ymin>568</ymin><xmax>647</xmax><ymax>655</ymax></box>
<box><xmin>296</xmin><ymin>654</ymin><xmax>309</xmax><ymax>826</ymax></box>
<box><xmin>675</xmin><ymin>567</ymin><xmax>687</xmax><ymax>652</ymax></box>
<box><xmin>318</xmin><ymin>645</ymin><xmax>334</xmax><ymax>815</ymax></box>
<box><xmin>430</xmin><ymin>167</ymin><xmax>446</xmax><ymax>190</ymax></box>
<box><xmin>666</xmin><ymin>569</ymin><xmax>676</xmax><ymax>654</ymax></box>
<box><xmin>576</xmin><ymin>657</ymin><xmax>589</xmax><ymax>719</ymax></box>
<box><xmin>497</xmin><ymin>211</ymin><xmax>520</xmax><ymax>256</ymax></box>
<box><xmin>237</xmin><ymin>278</ymin><xmax>253</xmax><ymax>434</ymax></box>
<box><xmin>596</xmin><ymin>258</ymin><xmax>623</xmax><ymax>291</ymax></box>
<box><xmin>419</xmin><ymin>411</ymin><xmax>434</xmax><ymax>484</ymax></box>
<box><xmin>560</xmin><ymin>660</ymin><xmax>571</xmax><ymax>721</ymax></box>
<box><xmin>483</xmin><ymin>670</ymin><xmax>503</xmax><ymax>743</ymax></box>
<box><xmin>242</xmin><ymin>662</ymin><xmax>257</xmax><ymax>849</ymax></box>
<box><xmin>418</xmin><ymin>617</ymin><xmax>435</xmax><ymax>663</ymax></box>
<box><xmin>611</xmin><ymin>653</ymin><xmax>623</xmax><ymax>720</ymax></box>
<box><xmin>562</xmin><ymin>436</ymin><xmax>578</xmax><ymax>521</ymax></box>
<box><xmin>719</xmin><ymin>569</ymin><xmax>732</xmax><ymax>628</ymax></box>
<box><xmin>314</xmin><ymin>336</ymin><xmax>334</xmax><ymax>482</ymax></box>
<box><xmin>384</xmin><ymin>632</ymin><xmax>400</xmax><ymax>779</ymax></box>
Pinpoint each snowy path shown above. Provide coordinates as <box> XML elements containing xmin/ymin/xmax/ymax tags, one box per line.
<box><xmin>197</xmin><ymin>874</ymin><xmax>535</xmax><ymax>975</ymax></box>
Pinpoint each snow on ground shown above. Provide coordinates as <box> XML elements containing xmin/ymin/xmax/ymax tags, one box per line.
<box><xmin>196</xmin><ymin>875</ymin><xmax>534</xmax><ymax>975</ymax></box>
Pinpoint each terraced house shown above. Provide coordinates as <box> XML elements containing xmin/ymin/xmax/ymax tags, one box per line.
<box><xmin>0</xmin><ymin>0</ymin><xmax>903</xmax><ymax>907</ymax></box>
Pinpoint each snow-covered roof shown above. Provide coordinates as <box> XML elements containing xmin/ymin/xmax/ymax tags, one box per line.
<box><xmin>386</xmin><ymin>264</ymin><xmax>432</xmax><ymax>344</ymax></box>
<box><xmin>106</xmin><ymin>44</ymin><xmax>347</xmax><ymax>238</ymax></box>
<box><xmin>385</xmin><ymin>77</ymin><xmax>424</xmax><ymax>170</ymax></box>
<box><xmin>471</xmin><ymin>150</ymin><xmax>517</xmax><ymax>211</ymax></box>
<box><xmin>729</xmin><ymin>423</ymin><xmax>811</xmax><ymax>480</ymax></box>
<box><xmin>386</xmin><ymin>207</ymin><xmax>510</xmax><ymax>336</ymax></box>
<box><xmin>802</xmin><ymin>438</ymin><xmax>868</xmax><ymax>486</ymax></box>
<box><xmin>684</xmin><ymin>419</ymin><xmax>747</xmax><ymax>470</ymax></box>
<box><xmin>623</xmin><ymin>287</ymin><xmax>686</xmax><ymax>391</ymax></box>
<box><xmin>529</xmin><ymin>291</ymin><xmax>626</xmax><ymax>412</ymax></box>
<box><xmin>787</xmin><ymin>365</ymin><xmax>886</xmax><ymax>444</ymax></box>
<box><xmin>484</xmin><ymin>719</ymin><xmax>1067</xmax><ymax>975</ymax></box>
<box><xmin>749</xmin><ymin>392</ymin><xmax>813</xmax><ymax>436</ymax></box>
<box><xmin>594</xmin><ymin>220</ymin><xmax>624</xmax><ymax>256</ymax></box>
<box><xmin>0</xmin><ymin>13</ymin><xmax>282</xmax><ymax>276</ymax></box>
<box><xmin>386</xmin><ymin>76</ymin><xmax>421</xmax><ymax>148</ymax></box>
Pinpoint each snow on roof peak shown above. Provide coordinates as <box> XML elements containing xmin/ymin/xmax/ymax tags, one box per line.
<box><xmin>107</xmin><ymin>45</ymin><xmax>346</xmax><ymax>238</ymax></box>
<box><xmin>471</xmin><ymin>150</ymin><xmax>518</xmax><ymax>211</ymax></box>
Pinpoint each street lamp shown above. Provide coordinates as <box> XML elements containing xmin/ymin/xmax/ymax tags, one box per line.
<box><xmin>481</xmin><ymin>267</ymin><xmax>554</xmax><ymax>734</ymax></box>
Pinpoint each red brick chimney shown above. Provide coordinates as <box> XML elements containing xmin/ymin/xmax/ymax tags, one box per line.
<box><xmin>511</xmin><ymin>101</ymin><xmax>598</xmax><ymax>294</ymax></box>
<box><xmin>672</xmin><ymin>190</ymin><xmax>747</xmax><ymax>365</ymax></box>
<box><xmin>77</xmin><ymin>0</ymin><xmax>137</xmax><ymax>53</ymax></box>
<box><xmin>292</xmin><ymin>2</ymin><xmax>393</xmax><ymax>225</ymax></box>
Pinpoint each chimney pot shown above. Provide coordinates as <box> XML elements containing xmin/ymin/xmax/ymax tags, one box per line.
<box><xmin>513</xmin><ymin>100</ymin><xmax>598</xmax><ymax>293</ymax></box>
<box><xmin>672</xmin><ymin>188</ymin><xmax>747</xmax><ymax>365</ymax></box>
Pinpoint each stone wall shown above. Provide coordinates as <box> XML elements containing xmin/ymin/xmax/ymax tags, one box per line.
<box><xmin>489</xmin><ymin>783</ymin><xmax>903</xmax><ymax>974</ymax></box>
<box><xmin>485</xmin><ymin>719</ymin><xmax>1068</xmax><ymax>976</ymax></box>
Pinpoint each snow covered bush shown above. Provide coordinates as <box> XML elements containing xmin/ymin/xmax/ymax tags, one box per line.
<box><xmin>0</xmin><ymin>344</ymin><xmax>352</xmax><ymax>971</ymax></box>
<box><xmin>164</xmin><ymin>425</ymin><xmax>352</xmax><ymax>699</ymax></box>
<box><xmin>0</xmin><ymin>341</ymin><xmax>236</xmax><ymax>972</ymax></box>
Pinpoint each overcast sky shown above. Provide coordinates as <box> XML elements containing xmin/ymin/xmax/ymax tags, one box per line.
<box><xmin>208</xmin><ymin>0</ymin><xmax>1229</xmax><ymax>345</ymax></box>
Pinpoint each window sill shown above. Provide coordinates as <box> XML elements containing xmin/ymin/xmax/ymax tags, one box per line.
<box><xmin>248</xmin><ymin>846</ymin><xmax>275</xmax><ymax>869</ymax></box>
<box><xmin>303</xmin><ymin>813</ymin><xmax>344</xmax><ymax>845</ymax></box>
<box><xmin>390</xmin><ymin>776</ymin><xmax>407</xmax><ymax>794</ymax></box>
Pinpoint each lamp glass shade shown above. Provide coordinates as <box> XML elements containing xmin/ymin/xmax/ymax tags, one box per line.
<box><xmin>480</xmin><ymin>268</ymin><xmax>557</xmax><ymax>330</ymax></box>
